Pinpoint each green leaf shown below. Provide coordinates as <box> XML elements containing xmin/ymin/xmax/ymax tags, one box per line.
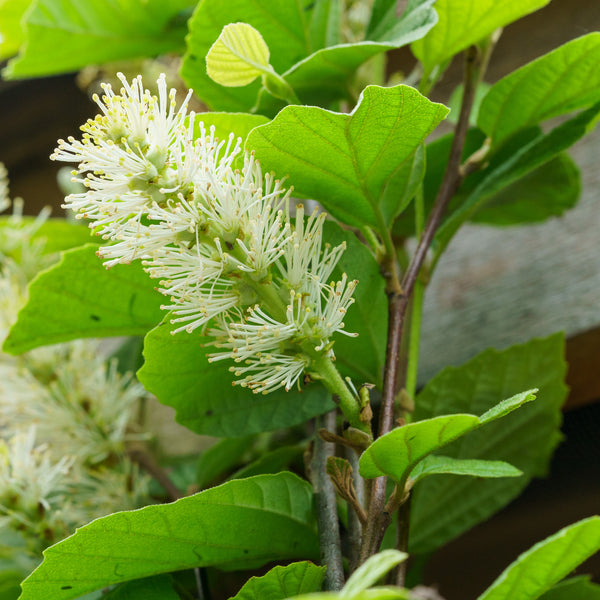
<box><xmin>478</xmin><ymin>33</ymin><xmax>600</xmax><ymax>145</ymax></box>
<box><xmin>0</xmin><ymin>569</ymin><xmax>22</xmax><ymax>600</ymax></box>
<box><xmin>539</xmin><ymin>576</ymin><xmax>600</xmax><ymax>600</ymax></box>
<box><xmin>409</xmin><ymin>334</ymin><xmax>568</xmax><ymax>555</ymax></box>
<box><xmin>229</xmin><ymin>445</ymin><xmax>303</xmax><ymax>480</ymax></box>
<box><xmin>0</xmin><ymin>0</ymin><xmax>32</xmax><ymax>59</ymax></box>
<box><xmin>360</xmin><ymin>390</ymin><xmax>535</xmax><ymax>485</ymax></box>
<box><xmin>230</xmin><ymin>561</ymin><xmax>325</xmax><ymax>600</ymax></box>
<box><xmin>359</xmin><ymin>414</ymin><xmax>480</xmax><ymax>483</ymax></box>
<box><xmin>19</xmin><ymin>473</ymin><xmax>319</xmax><ymax>600</ymax></box>
<box><xmin>4</xmin><ymin>0</ymin><xmax>192</xmax><ymax>78</ymax></box>
<box><xmin>194</xmin><ymin>113</ymin><xmax>270</xmax><ymax>146</ymax></box>
<box><xmin>478</xmin><ymin>517</ymin><xmax>600</xmax><ymax>600</ymax></box>
<box><xmin>247</xmin><ymin>85</ymin><xmax>448</xmax><ymax>230</ymax></box>
<box><xmin>470</xmin><ymin>154</ymin><xmax>580</xmax><ymax>226</ymax></box>
<box><xmin>292</xmin><ymin>588</ymin><xmax>410</xmax><ymax>600</ymax></box>
<box><xmin>366</xmin><ymin>0</ymin><xmax>437</xmax><ymax>44</ymax></box>
<box><xmin>196</xmin><ymin>436</ymin><xmax>254</xmax><ymax>488</ymax></box>
<box><xmin>102</xmin><ymin>575</ymin><xmax>178</xmax><ymax>600</ymax></box>
<box><xmin>436</xmin><ymin>101</ymin><xmax>600</xmax><ymax>248</ymax></box>
<box><xmin>411</xmin><ymin>0</ymin><xmax>550</xmax><ymax>78</ymax></box>
<box><xmin>409</xmin><ymin>455</ymin><xmax>522</xmax><ymax>485</ymax></box>
<box><xmin>323</xmin><ymin>222</ymin><xmax>387</xmax><ymax>387</ymax></box>
<box><xmin>341</xmin><ymin>550</ymin><xmax>407</xmax><ymax>597</ymax></box>
<box><xmin>182</xmin><ymin>0</ymin><xmax>438</xmax><ymax>113</ymax></box>
<box><xmin>137</xmin><ymin>319</ymin><xmax>334</xmax><ymax>437</ymax></box>
<box><xmin>3</xmin><ymin>244</ymin><xmax>163</xmax><ymax>354</ymax></box>
<box><xmin>182</xmin><ymin>0</ymin><xmax>310</xmax><ymax>112</ymax></box>
<box><xmin>206</xmin><ymin>22</ymin><xmax>271</xmax><ymax>87</ymax></box>
<box><xmin>309</xmin><ymin>0</ymin><xmax>342</xmax><ymax>49</ymax></box>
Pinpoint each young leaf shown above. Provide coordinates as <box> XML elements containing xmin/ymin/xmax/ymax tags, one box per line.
<box><xmin>539</xmin><ymin>576</ymin><xmax>600</xmax><ymax>600</ymax></box>
<box><xmin>102</xmin><ymin>575</ymin><xmax>179</xmax><ymax>600</ymax></box>
<box><xmin>247</xmin><ymin>85</ymin><xmax>448</xmax><ymax>231</ymax></box>
<box><xmin>193</xmin><ymin>113</ymin><xmax>269</xmax><ymax>146</ymax></box>
<box><xmin>409</xmin><ymin>455</ymin><xmax>522</xmax><ymax>485</ymax></box>
<box><xmin>411</xmin><ymin>0</ymin><xmax>550</xmax><ymax>78</ymax></box>
<box><xmin>206</xmin><ymin>22</ymin><xmax>271</xmax><ymax>87</ymax></box>
<box><xmin>323</xmin><ymin>222</ymin><xmax>387</xmax><ymax>387</ymax></box>
<box><xmin>366</xmin><ymin>0</ymin><xmax>437</xmax><ymax>44</ymax></box>
<box><xmin>478</xmin><ymin>517</ymin><xmax>600</xmax><ymax>600</ymax></box>
<box><xmin>230</xmin><ymin>561</ymin><xmax>325</xmax><ymax>600</ymax></box>
<box><xmin>137</xmin><ymin>319</ymin><xmax>334</xmax><ymax>437</ymax></box>
<box><xmin>4</xmin><ymin>0</ymin><xmax>192</xmax><ymax>78</ymax></box>
<box><xmin>309</xmin><ymin>0</ymin><xmax>342</xmax><ymax>49</ymax></box>
<box><xmin>341</xmin><ymin>550</ymin><xmax>408</xmax><ymax>597</ymax></box>
<box><xmin>3</xmin><ymin>245</ymin><xmax>163</xmax><ymax>354</ymax></box>
<box><xmin>409</xmin><ymin>334</ymin><xmax>568</xmax><ymax>555</ymax></box>
<box><xmin>182</xmin><ymin>0</ymin><xmax>310</xmax><ymax>112</ymax></box>
<box><xmin>19</xmin><ymin>473</ymin><xmax>319</xmax><ymax>600</ymax></box>
<box><xmin>478</xmin><ymin>33</ymin><xmax>600</xmax><ymax>145</ymax></box>
<box><xmin>0</xmin><ymin>0</ymin><xmax>31</xmax><ymax>59</ymax></box>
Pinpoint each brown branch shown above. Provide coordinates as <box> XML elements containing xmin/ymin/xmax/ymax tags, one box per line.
<box><xmin>128</xmin><ymin>443</ymin><xmax>182</xmax><ymax>502</ymax></box>
<box><xmin>360</xmin><ymin>44</ymin><xmax>483</xmax><ymax>564</ymax></box>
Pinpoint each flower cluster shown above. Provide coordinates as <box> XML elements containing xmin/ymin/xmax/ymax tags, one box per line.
<box><xmin>0</xmin><ymin>191</ymin><xmax>149</xmax><ymax>553</ymax></box>
<box><xmin>53</xmin><ymin>74</ymin><xmax>359</xmax><ymax>394</ymax></box>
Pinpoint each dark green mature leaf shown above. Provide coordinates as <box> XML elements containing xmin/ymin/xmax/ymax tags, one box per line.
<box><xmin>5</xmin><ymin>0</ymin><xmax>192</xmax><ymax>78</ymax></box>
<box><xmin>137</xmin><ymin>319</ymin><xmax>334</xmax><ymax>437</ymax></box>
<box><xmin>409</xmin><ymin>455</ymin><xmax>522</xmax><ymax>485</ymax></box>
<box><xmin>247</xmin><ymin>85</ymin><xmax>448</xmax><ymax>230</ymax></box>
<box><xmin>324</xmin><ymin>222</ymin><xmax>387</xmax><ymax>387</ymax></box>
<box><xmin>102</xmin><ymin>575</ymin><xmax>178</xmax><ymax>600</ymax></box>
<box><xmin>230</xmin><ymin>562</ymin><xmax>325</xmax><ymax>600</ymax></box>
<box><xmin>470</xmin><ymin>154</ymin><xmax>580</xmax><ymax>226</ymax></box>
<box><xmin>229</xmin><ymin>445</ymin><xmax>303</xmax><ymax>480</ymax></box>
<box><xmin>183</xmin><ymin>0</ymin><xmax>438</xmax><ymax>113</ymax></box>
<box><xmin>19</xmin><ymin>473</ymin><xmax>319</xmax><ymax>600</ymax></box>
<box><xmin>196</xmin><ymin>437</ymin><xmax>254</xmax><ymax>488</ymax></box>
<box><xmin>540</xmin><ymin>576</ymin><xmax>600</xmax><ymax>600</ymax></box>
<box><xmin>3</xmin><ymin>245</ymin><xmax>163</xmax><ymax>354</ymax></box>
<box><xmin>478</xmin><ymin>517</ymin><xmax>600</xmax><ymax>600</ymax></box>
<box><xmin>367</xmin><ymin>0</ymin><xmax>437</xmax><ymax>44</ymax></box>
<box><xmin>0</xmin><ymin>569</ymin><xmax>22</xmax><ymax>600</ymax></box>
<box><xmin>409</xmin><ymin>334</ymin><xmax>567</xmax><ymax>554</ymax></box>
<box><xmin>411</xmin><ymin>0</ymin><xmax>550</xmax><ymax>78</ymax></box>
<box><xmin>478</xmin><ymin>33</ymin><xmax>600</xmax><ymax>145</ymax></box>
<box><xmin>436</xmin><ymin>101</ymin><xmax>600</xmax><ymax>248</ymax></box>
<box><xmin>359</xmin><ymin>390</ymin><xmax>534</xmax><ymax>485</ymax></box>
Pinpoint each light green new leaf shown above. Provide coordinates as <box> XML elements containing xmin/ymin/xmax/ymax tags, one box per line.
<box><xmin>183</xmin><ymin>0</ymin><xmax>438</xmax><ymax>113</ymax></box>
<box><xmin>137</xmin><ymin>319</ymin><xmax>334</xmax><ymax>437</ymax></box>
<box><xmin>182</xmin><ymin>0</ymin><xmax>310</xmax><ymax>112</ymax></box>
<box><xmin>206</xmin><ymin>22</ymin><xmax>271</xmax><ymax>87</ymax></box>
<box><xmin>231</xmin><ymin>562</ymin><xmax>325</xmax><ymax>600</ymax></box>
<box><xmin>411</xmin><ymin>0</ymin><xmax>550</xmax><ymax>78</ymax></box>
<box><xmin>323</xmin><ymin>222</ymin><xmax>387</xmax><ymax>387</ymax></box>
<box><xmin>409</xmin><ymin>334</ymin><xmax>568</xmax><ymax>555</ymax></box>
<box><xmin>341</xmin><ymin>550</ymin><xmax>407</xmax><ymax>597</ymax></box>
<box><xmin>103</xmin><ymin>575</ymin><xmax>178</xmax><ymax>600</ymax></box>
<box><xmin>0</xmin><ymin>0</ymin><xmax>32</xmax><ymax>59</ymax></box>
<box><xmin>540</xmin><ymin>576</ymin><xmax>600</xmax><ymax>600</ymax></box>
<box><xmin>3</xmin><ymin>245</ymin><xmax>163</xmax><ymax>355</ymax></box>
<box><xmin>409</xmin><ymin>455</ymin><xmax>522</xmax><ymax>485</ymax></box>
<box><xmin>194</xmin><ymin>112</ymin><xmax>269</xmax><ymax>145</ymax></box>
<box><xmin>19</xmin><ymin>473</ymin><xmax>319</xmax><ymax>600</ymax></box>
<box><xmin>247</xmin><ymin>85</ymin><xmax>448</xmax><ymax>230</ymax></box>
<box><xmin>360</xmin><ymin>391</ymin><xmax>535</xmax><ymax>485</ymax></box>
<box><xmin>5</xmin><ymin>0</ymin><xmax>192</xmax><ymax>78</ymax></box>
<box><xmin>478</xmin><ymin>33</ymin><xmax>600</xmax><ymax>145</ymax></box>
<box><xmin>478</xmin><ymin>517</ymin><xmax>600</xmax><ymax>600</ymax></box>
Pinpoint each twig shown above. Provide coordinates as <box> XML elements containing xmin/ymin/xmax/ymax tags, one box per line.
<box><xmin>346</xmin><ymin>447</ymin><xmax>365</xmax><ymax>572</ymax></box>
<box><xmin>311</xmin><ymin>410</ymin><xmax>345</xmax><ymax>590</ymax></box>
<box><xmin>128</xmin><ymin>443</ymin><xmax>182</xmax><ymax>502</ymax></box>
<box><xmin>360</xmin><ymin>44</ymin><xmax>483</xmax><ymax>563</ymax></box>
<box><xmin>393</xmin><ymin>494</ymin><xmax>412</xmax><ymax>587</ymax></box>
